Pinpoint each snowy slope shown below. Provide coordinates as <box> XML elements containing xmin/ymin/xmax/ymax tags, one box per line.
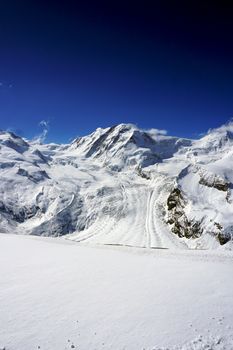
<box><xmin>0</xmin><ymin>234</ymin><xmax>233</xmax><ymax>350</ymax></box>
<box><xmin>1</xmin><ymin>122</ymin><xmax>233</xmax><ymax>249</ymax></box>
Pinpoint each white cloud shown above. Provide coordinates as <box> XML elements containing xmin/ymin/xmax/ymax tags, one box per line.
<box><xmin>33</xmin><ymin>120</ymin><xmax>50</xmax><ymax>143</ymax></box>
<box><xmin>39</xmin><ymin>120</ymin><xmax>49</xmax><ymax>129</ymax></box>
<box><xmin>145</xmin><ymin>128</ymin><xmax>168</xmax><ymax>137</ymax></box>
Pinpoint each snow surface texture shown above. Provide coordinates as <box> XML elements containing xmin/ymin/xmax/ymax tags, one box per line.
<box><xmin>1</xmin><ymin>122</ymin><xmax>233</xmax><ymax>249</ymax></box>
<box><xmin>0</xmin><ymin>234</ymin><xmax>233</xmax><ymax>350</ymax></box>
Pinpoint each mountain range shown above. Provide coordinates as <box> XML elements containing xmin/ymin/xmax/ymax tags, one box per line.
<box><xmin>1</xmin><ymin>122</ymin><xmax>233</xmax><ymax>249</ymax></box>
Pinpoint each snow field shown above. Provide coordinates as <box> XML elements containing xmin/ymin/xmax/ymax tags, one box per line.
<box><xmin>0</xmin><ymin>234</ymin><xmax>233</xmax><ymax>350</ymax></box>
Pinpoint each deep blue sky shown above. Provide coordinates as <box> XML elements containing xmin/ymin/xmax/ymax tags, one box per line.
<box><xmin>0</xmin><ymin>0</ymin><xmax>233</xmax><ymax>143</ymax></box>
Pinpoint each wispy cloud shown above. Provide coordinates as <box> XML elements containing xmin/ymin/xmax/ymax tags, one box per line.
<box><xmin>0</xmin><ymin>81</ymin><xmax>13</xmax><ymax>88</ymax></box>
<box><xmin>145</xmin><ymin>128</ymin><xmax>168</xmax><ymax>137</ymax></box>
<box><xmin>33</xmin><ymin>120</ymin><xmax>50</xmax><ymax>143</ymax></box>
<box><xmin>39</xmin><ymin>120</ymin><xmax>49</xmax><ymax>129</ymax></box>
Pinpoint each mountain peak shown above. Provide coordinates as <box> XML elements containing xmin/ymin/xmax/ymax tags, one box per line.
<box><xmin>70</xmin><ymin>123</ymin><xmax>191</xmax><ymax>170</ymax></box>
<box><xmin>0</xmin><ymin>130</ymin><xmax>29</xmax><ymax>154</ymax></box>
<box><xmin>189</xmin><ymin>120</ymin><xmax>233</xmax><ymax>156</ymax></box>
<box><xmin>207</xmin><ymin>120</ymin><xmax>233</xmax><ymax>136</ymax></box>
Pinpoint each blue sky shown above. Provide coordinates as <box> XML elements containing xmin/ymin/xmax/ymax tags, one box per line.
<box><xmin>0</xmin><ymin>1</ymin><xmax>233</xmax><ymax>143</ymax></box>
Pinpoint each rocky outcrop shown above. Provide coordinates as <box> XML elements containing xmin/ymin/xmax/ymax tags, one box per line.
<box><xmin>136</xmin><ymin>166</ymin><xmax>151</xmax><ymax>180</ymax></box>
<box><xmin>217</xmin><ymin>232</ymin><xmax>231</xmax><ymax>245</ymax></box>
<box><xmin>199</xmin><ymin>176</ymin><xmax>229</xmax><ymax>192</ymax></box>
<box><xmin>167</xmin><ymin>188</ymin><xmax>203</xmax><ymax>239</ymax></box>
<box><xmin>215</xmin><ymin>224</ymin><xmax>233</xmax><ymax>245</ymax></box>
<box><xmin>17</xmin><ymin>168</ymin><xmax>50</xmax><ymax>183</ymax></box>
<box><xmin>0</xmin><ymin>200</ymin><xmax>41</xmax><ymax>223</ymax></box>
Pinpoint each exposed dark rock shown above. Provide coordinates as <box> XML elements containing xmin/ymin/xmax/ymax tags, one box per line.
<box><xmin>17</xmin><ymin>168</ymin><xmax>50</xmax><ymax>182</ymax></box>
<box><xmin>214</xmin><ymin>222</ymin><xmax>223</xmax><ymax>230</ymax></box>
<box><xmin>167</xmin><ymin>188</ymin><xmax>203</xmax><ymax>239</ymax></box>
<box><xmin>0</xmin><ymin>200</ymin><xmax>41</xmax><ymax>223</ymax></box>
<box><xmin>217</xmin><ymin>232</ymin><xmax>231</xmax><ymax>245</ymax></box>
<box><xmin>167</xmin><ymin>188</ymin><xmax>182</xmax><ymax>210</ymax></box>
<box><xmin>17</xmin><ymin>168</ymin><xmax>28</xmax><ymax>177</ymax></box>
<box><xmin>0</xmin><ymin>161</ymin><xmax>16</xmax><ymax>169</ymax></box>
<box><xmin>136</xmin><ymin>166</ymin><xmax>151</xmax><ymax>180</ymax></box>
<box><xmin>216</xmin><ymin>225</ymin><xmax>233</xmax><ymax>245</ymax></box>
<box><xmin>199</xmin><ymin>176</ymin><xmax>229</xmax><ymax>192</ymax></box>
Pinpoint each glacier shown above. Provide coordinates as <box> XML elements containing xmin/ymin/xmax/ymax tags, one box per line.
<box><xmin>1</xmin><ymin>122</ymin><xmax>233</xmax><ymax>249</ymax></box>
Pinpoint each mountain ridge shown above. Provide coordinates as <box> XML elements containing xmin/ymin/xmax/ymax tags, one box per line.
<box><xmin>0</xmin><ymin>121</ymin><xmax>233</xmax><ymax>249</ymax></box>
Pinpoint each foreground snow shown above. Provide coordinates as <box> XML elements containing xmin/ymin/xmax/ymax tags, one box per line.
<box><xmin>0</xmin><ymin>234</ymin><xmax>233</xmax><ymax>350</ymax></box>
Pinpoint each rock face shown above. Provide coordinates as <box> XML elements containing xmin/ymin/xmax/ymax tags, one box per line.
<box><xmin>217</xmin><ymin>232</ymin><xmax>231</xmax><ymax>245</ymax></box>
<box><xmin>1</xmin><ymin>122</ymin><xmax>233</xmax><ymax>249</ymax></box>
<box><xmin>198</xmin><ymin>173</ymin><xmax>229</xmax><ymax>192</ymax></box>
<box><xmin>0</xmin><ymin>200</ymin><xmax>40</xmax><ymax>223</ymax></box>
<box><xmin>167</xmin><ymin>188</ymin><xmax>203</xmax><ymax>239</ymax></box>
<box><xmin>216</xmin><ymin>224</ymin><xmax>233</xmax><ymax>245</ymax></box>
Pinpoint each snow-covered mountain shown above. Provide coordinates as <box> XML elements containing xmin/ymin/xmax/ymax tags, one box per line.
<box><xmin>70</xmin><ymin>124</ymin><xmax>191</xmax><ymax>170</ymax></box>
<box><xmin>1</xmin><ymin>122</ymin><xmax>233</xmax><ymax>249</ymax></box>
